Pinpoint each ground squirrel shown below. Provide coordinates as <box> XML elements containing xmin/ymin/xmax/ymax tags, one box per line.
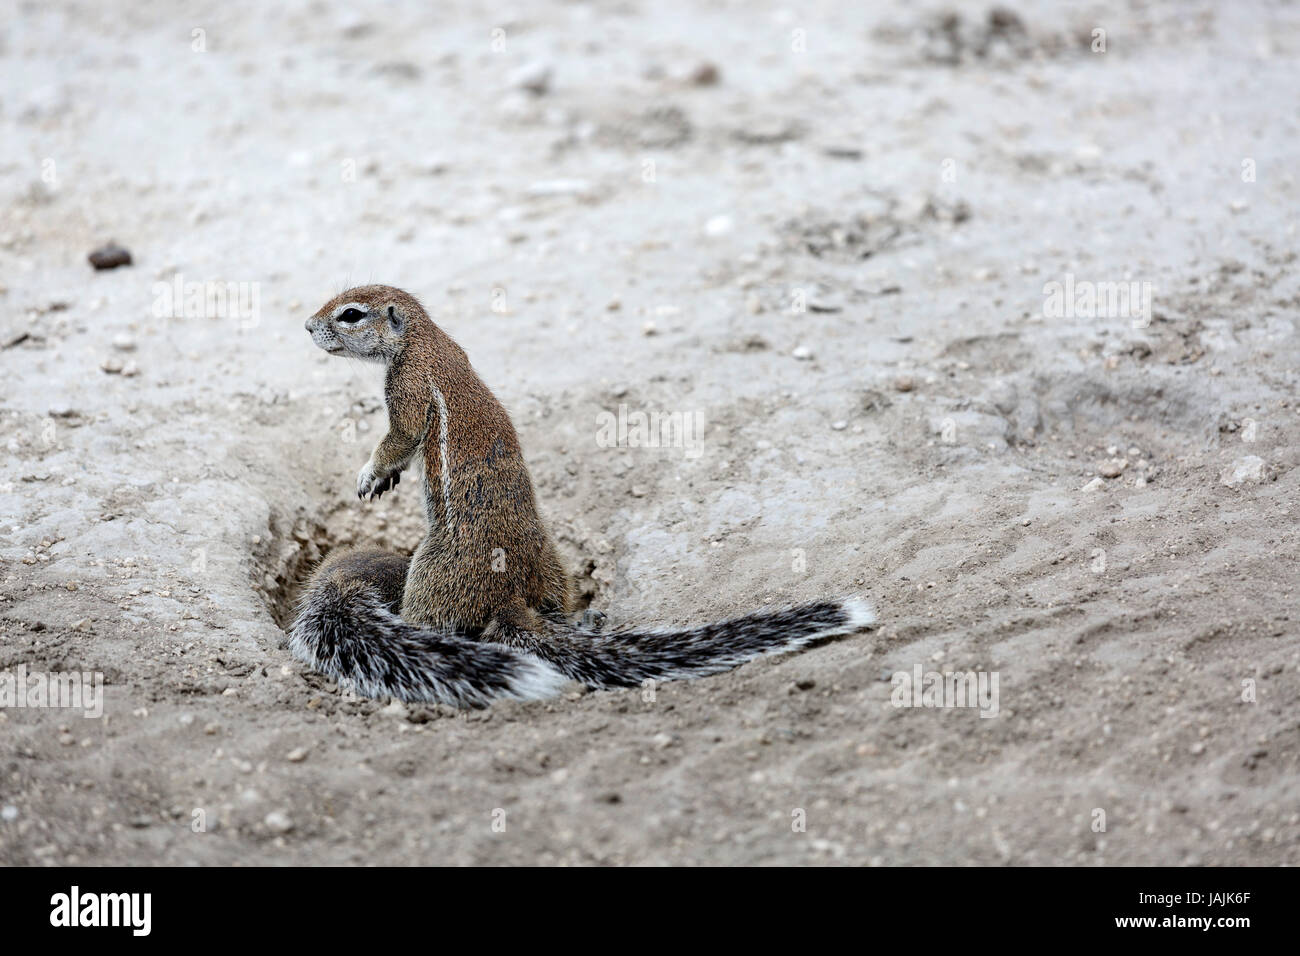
<box><xmin>292</xmin><ymin>285</ymin><xmax>874</xmax><ymax>706</ymax></box>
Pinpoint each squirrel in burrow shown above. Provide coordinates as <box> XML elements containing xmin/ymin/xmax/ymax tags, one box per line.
<box><xmin>292</xmin><ymin>284</ymin><xmax>875</xmax><ymax>707</ymax></box>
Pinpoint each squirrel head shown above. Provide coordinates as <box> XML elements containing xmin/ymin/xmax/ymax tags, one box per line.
<box><xmin>305</xmin><ymin>285</ymin><xmax>426</xmax><ymax>364</ymax></box>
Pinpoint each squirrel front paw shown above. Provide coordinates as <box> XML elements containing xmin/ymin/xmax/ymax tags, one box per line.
<box><xmin>356</xmin><ymin>462</ymin><xmax>401</xmax><ymax>501</ymax></box>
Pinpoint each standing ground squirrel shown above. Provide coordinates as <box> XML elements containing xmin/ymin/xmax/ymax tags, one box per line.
<box><xmin>292</xmin><ymin>285</ymin><xmax>874</xmax><ymax>706</ymax></box>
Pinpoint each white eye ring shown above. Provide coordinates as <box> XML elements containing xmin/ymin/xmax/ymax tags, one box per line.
<box><xmin>332</xmin><ymin>302</ymin><xmax>368</xmax><ymax>324</ymax></box>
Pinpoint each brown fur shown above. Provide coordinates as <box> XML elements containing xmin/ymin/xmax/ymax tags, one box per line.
<box><xmin>303</xmin><ymin>285</ymin><xmax>571</xmax><ymax>635</ymax></box>
<box><xmin>312</xmin><ymin>547</ymin><xmax>411</xmax><ymax>615</ymax></box>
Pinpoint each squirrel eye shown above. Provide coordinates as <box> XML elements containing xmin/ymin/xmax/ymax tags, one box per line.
<box><xmin>338</xmin><ymin>308</ymin><xmax>366</xmax><ymax>323</ymax></box>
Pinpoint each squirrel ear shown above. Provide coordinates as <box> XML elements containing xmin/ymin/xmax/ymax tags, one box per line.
<box><xmin>386</xmin><ymin>304</ymin><xmax>402</xmax><ymax>332</ymax></box>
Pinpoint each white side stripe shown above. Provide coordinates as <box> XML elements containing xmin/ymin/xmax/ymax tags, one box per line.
<box><xmin>431</xmin><ymin>384</ymin><xmax>454</xmax><ymax>534</ymax></box>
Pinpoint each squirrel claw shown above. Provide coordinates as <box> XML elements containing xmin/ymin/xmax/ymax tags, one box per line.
<box><xmin>357</xmin><ymin>462</ymin><xmax>400</xmax><ymax>501</ymax></box>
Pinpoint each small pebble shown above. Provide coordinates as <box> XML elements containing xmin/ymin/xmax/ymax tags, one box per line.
<box><xmin>264</xmin><ymin>811</ymin><xmax>294</xmax><ymax>834</ymax></box>
<box><xmin>1221</xmin><ymin>456</ymin><xmax>1266</xmax><ymax>487</ymax></box>
<box><xmin>508</xmin><ymin>60</ymin><xmax>552</xmax><ymax>95</ymax></box>
<box><xmin>686</xmin><ymin>62</ymin><xmax>720</xmax><ymax>86</ymax></box>
<box><xmin>88</xmin><ymin>243</ymin><xmax>132</xmax><ymax>270</ymax></box>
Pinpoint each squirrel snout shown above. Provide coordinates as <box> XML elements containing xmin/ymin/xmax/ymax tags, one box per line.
<box><xmin>304</xmin><ymin>317</ymin><xmax>318</xmax><ymax>333</ymax></box>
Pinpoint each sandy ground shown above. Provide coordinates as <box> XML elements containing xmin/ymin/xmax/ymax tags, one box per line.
<box><xmin>1</xmin><ymin>0</ymin><xmax>1298</xmax><ymax>866</ymax></box>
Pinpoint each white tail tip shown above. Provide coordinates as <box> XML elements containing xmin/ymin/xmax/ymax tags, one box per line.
<box><xmin>842</xmin><ymin>597</ymin><xmax>877</xmax><ymax>631</ymax></box>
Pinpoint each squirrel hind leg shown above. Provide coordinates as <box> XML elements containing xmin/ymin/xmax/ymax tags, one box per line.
<box><xmin>578</xmin><ymin>608</ymin><xmax>607</xmax><ymax>631</ymax></box>
<box><xmin>532</xmin><ymin>601</ymin><xmax>605</xmax><ymax>632</ymax></box>
<box><xmin>482</xmin><ymin>601</ymin><xmax>545</xmax><ymax>640</ymax></box>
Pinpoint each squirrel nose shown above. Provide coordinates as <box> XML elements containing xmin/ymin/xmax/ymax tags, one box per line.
<box><xmin>304</xmin><ymin>318</ymin><xmax>316</xmax><ymax>333</ymax></box>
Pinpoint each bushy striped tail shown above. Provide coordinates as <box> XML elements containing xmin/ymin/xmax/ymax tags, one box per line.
<box><xmin>289</xmin><ymin>553</ymin><xmax>875</xmax><ymax>708</ymax></box>
<box><xmin>501</xmin><ymin>599</ymin><xmax>876</xmax><ymax>688</ymax></box>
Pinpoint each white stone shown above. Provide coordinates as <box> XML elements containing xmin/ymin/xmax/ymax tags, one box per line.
<box><xmin>1221</xmin><ymin>456</ymin><xmax>1266</xmax><ymax>487</ymax></box>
